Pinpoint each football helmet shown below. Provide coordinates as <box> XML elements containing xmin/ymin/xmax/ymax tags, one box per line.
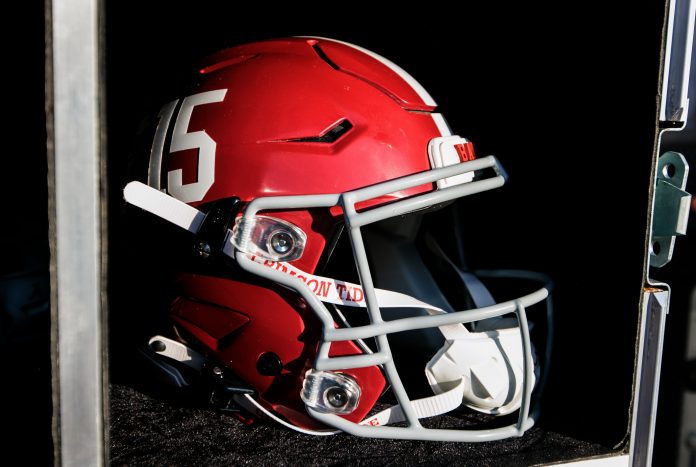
<box><xmin>124</xmin><ymin>37</ymin><xmax>553</xmax><ymax>442</ymax></box>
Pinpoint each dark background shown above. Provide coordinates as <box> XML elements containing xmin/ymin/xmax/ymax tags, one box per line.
<box><xmin>10</xmin><ymin>0</ymin><xmax>696</xmax><ymax>465</ymax></box>
<box><xmin>2</xmin><ymin>1</ymin><xmax>51</xmax><ymax>465</ymax></box>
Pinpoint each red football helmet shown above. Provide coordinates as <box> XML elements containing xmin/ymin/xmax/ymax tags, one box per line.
<box><xmin>125</xmin><ymin>37</ymin><xmax>552</xmax><ymax>441</ymax></box>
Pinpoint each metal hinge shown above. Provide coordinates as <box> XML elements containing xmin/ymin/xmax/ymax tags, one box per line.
<box><xmin>650</xmin><ymin>151</ymin><xmax>691</xmax><ymax>267</ymax></box>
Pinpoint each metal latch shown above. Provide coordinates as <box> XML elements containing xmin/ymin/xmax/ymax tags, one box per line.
<box><xmin>650</xmin><ymin>151</ymin><xmax>691</xmax><ymax>267</ymax></box>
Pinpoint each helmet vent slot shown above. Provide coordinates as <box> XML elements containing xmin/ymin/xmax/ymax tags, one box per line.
<box><xmin>311</xmin><ymin>43</ymin><xmax>340</xmax><ymax>70</ymax></box>
<box><xmin>283</xmin><ymin>119</ymin><xmax>353</xmax><ymax>143</ymax></box>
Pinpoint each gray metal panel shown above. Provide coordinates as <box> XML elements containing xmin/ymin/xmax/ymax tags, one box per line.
<box><xmin>630</xmin><ymin>290</ymin><xmax>670</xmax><ymax>466</ymax></box>
<box><xmin>678</xmin><ymin>288</ymin><xmax>696</xmax><ymax>466</ymax></box>
<box><xmin>660</xmin><ymin>0</ymin><xmax>696</xmax><ymax>123</ymax></box>
<box><xmin>632</xmin><ymin>1</ymin><xmax>694</xmax><ymax>463</ymax></box>
<box><xmin>49</xmin><ymin>0</ymin><xmax>105</xmax><ymax>464</ymax></box>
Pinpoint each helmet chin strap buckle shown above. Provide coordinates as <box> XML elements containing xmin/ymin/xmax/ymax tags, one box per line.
<box><xmin>201</xmin><ymin>360</ymin><xmax>255</xmax><ymax>414</ymax></box>
<box><xmin>146</xmin><ymin>334</ymin><xmax>255</xmax><ymax>414</ymax></box>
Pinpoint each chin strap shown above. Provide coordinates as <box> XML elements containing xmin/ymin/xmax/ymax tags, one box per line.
<box><xmin>125</xmin><ymin>181</ymin><xmax>533</xmax><ymax>427</ymax></box>
<box><xmin>234</xmin><ymin>394</ymin><xmax>340</xmax><ymax>436</ymax></box>
<box><xmin>360</xmin><ymin>378</ymin><xmax>465</xmax><ymax>426</ymax></box>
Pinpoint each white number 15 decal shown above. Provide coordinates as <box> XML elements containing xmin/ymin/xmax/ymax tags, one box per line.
<box><xmin>148</xmin><ymin>89</ymin><xmax>227</xmax><ymax>203</ymax></box>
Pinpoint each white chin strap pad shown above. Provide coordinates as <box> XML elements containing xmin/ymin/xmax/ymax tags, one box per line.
<box><xmin>425</xmin><ymin>326</ymin><xmax>533</xmax><ymax>415</ymax></box>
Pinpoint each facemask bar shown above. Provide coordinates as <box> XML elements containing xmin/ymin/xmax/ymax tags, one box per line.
<box><xmin>234</xmin><ymin>155</ymin><xmax>551</xmax><ymax>442</ymax></box>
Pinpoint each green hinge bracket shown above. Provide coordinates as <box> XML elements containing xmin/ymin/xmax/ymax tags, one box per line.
<box><xmin>650</xmin><ymin>151</ymin><xmax>691</xmax><ymax>268</ymax></box>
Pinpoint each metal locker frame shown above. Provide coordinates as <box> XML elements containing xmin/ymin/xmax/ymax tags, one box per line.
<box><xmin>47</xmin><ymin>0</ymin><xmax>106</xmax><ymax>465</ymax></box>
